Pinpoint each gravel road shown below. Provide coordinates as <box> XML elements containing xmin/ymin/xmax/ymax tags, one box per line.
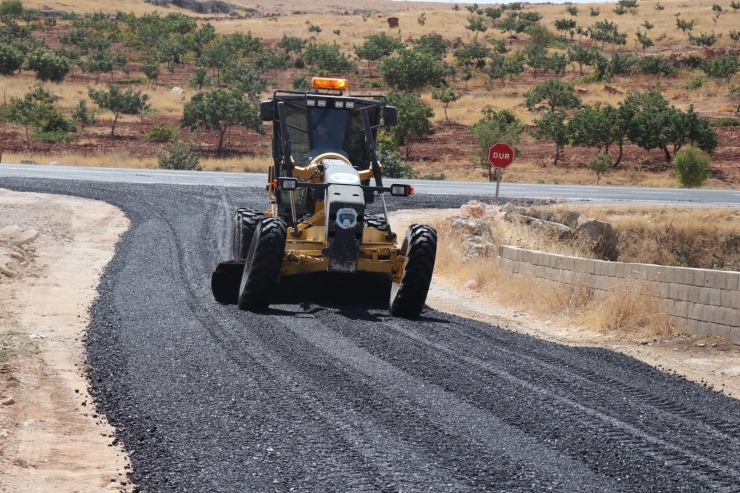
<box><xmin>3</xmin><ymin>178</ymin><xmax>740</xmax><ymax>492</ymax></box>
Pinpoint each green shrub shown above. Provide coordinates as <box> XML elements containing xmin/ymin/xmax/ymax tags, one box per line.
<box><xmin>292</xmin><ymin>74</ymin><xmax>310</xmax><ymax>91</ymax></box>
<box><xmin>586</xmin><ymin>152</ymin><xmax>613</xmax><ymax>183</ymax></box>
<box><xmin>144</xmin><ymin>122</ymin><xmax>178</xmax><ymax>143</ymax></box>
<box><xmin>119</xmin><ymin>76</ymin><xmax>147</xmax><ymax>84</ymax></box>
<box><xmin>308</xmin><ymin>24</ymin><xmax>322</xmax><ymax>33</ymax></box>
<box><xmin>376</xmin><ymin>141</ymin><xmax>417</xmax><ymax>179</ymax></box>
<box><xmin>158</xmin><ymin>140</ymin><xmax>201</xmax><ymax>170</ymax></box>
<box><xmin>34</xmin><ymin>130</ymin><xmax>72</xmax><ymax>143</ymax></box>
<box><xmin>675</xmin><ymin>146</ymin><xmax>710</xmax><ymax>188</ymax></box>
<box><xmin>0</xmin><ymin>0</ymin><xmax>23</xmax><ymax>17</ymax></box>
<box><xmin>709</xmin><ymin>117</ymin><xmax>740</xmax><ymax>127</ymax></box>
<box><xmin>420</xmin><ymin>172</ymin><xmax>446</xmax><ymax>180</ymax></box>
<box><xmin>359</xmin><ymin>79</ymin><xmax>384</xmax><ymax>88</ymax></box>
<box><xmin>685</xmin><ymin>75</ymin><xmax>705</xmax><ymax>89</ymax></box>
<box><xmin>71</xmin><ymin>100</ymin><xmax>97</xmax><ymax>128</ymax></box>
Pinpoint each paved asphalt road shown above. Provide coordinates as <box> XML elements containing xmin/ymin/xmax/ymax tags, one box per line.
<box><xmin>2</xmin><ymin>176</ymin><xmax>740</xmax><ymax>492</ymax></box>
<box><xmin>3</xmin><ymin>163</ymin><xmax>740</xmax><ymax>205</ymax></box>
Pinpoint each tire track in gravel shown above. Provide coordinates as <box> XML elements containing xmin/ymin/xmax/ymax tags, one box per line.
<box><xmin>2</xmin><ymin>178</ymin><xmax>740</xmax><ymax>492</ymax></box>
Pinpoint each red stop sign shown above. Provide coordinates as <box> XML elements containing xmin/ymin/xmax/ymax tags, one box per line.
<box><xmin>488</xmin><ymin>143</ymin><xmax>515</xmax><ymax>169</ymax></box>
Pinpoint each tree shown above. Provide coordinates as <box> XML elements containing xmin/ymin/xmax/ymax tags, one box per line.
<box><xmin>380</xmin><ymin>48</ymin><xmax>448</xmax><ymax>91</ymax></box>
<box><xmin>523</xmin><ymin>78</ymin><xmax>581</xmax><ymax>112</ymax></box>
<box><xmin>431</xmin><ymin>83</ymin><xmax>462</xmax><ymax>121</ymax></box>
<box><xmin>72</xmin><ymin>99</ymin><xmax>97</xmax><ymax>129</ymax></box>
<box><xmin>278</xmin><ymin>34</ymin><xmax>306</xmax><ymax>62</ymax></box>
<box><xmin>590</xmin><ymin>7</ymin><xmax>600</xmax><ymax>16</ymax></box>
<box><xmin>676</xmin><ymin>18</ymin><xmax>694</xmax><ymax>36</ymax></box>
<box><xmin>566</xmin><ymin>4</ymin><xmax>579</xmax><ymax>16</ymax></box>
<box><xmin>201</xmin><ymin>39</ymin><xmax>236</xmax><ymax>85</ymax></box>
<box><xmin>616</xmin><ymin>0</ymin><xmax>640</xmax><ymax>15</ymax></box>
<box><xmin>548</xmin><ymin>53</ymin><xmax>568</xmax><ymax>76</ymax></box>
<box><xmin>8</xmin><ymin>85</ymin><xmax>75</xmax><ymax>150</ymax></box>
<box><xmin>88</xmin><ymin>84</ymin><xmax>150</xmax><ymax>136</ymax></box>
<box><xmin>0</xmin><ymin>0</ymin><xmax>23</xmax><ymax>17</ymax></box>
<box><xmin>141</xmin><ymin>56</ymin><xmax>161</xmax><ymax>87</ymax></box>
<box><xmin>655</xmin><ymin>2</ymin><xmax>665</xmax><ymax>10</ymax></box>
<box><xmin>469</xmin><ymin>108</ymin><xmax>525</xmax><ymax>181</ymax></box>
<box><xmin>303</xmin><ymin>42</ymin><xmax>358</xmax><ymax>75</ymax></box>
<box><xmin>731</xmin><ymin>0</ymin><xmax>740</xmax><ymax>10</ymax></box>
<box><xmin>254</xmin><ymin>51</ymin><xmax>288</xmax><ymax>81</ymax></box>
<box><xmin>635</xmin><ymin>30</ymin><xmax>653</xmax><ymax>49</ymax></box>
<box><xmin>0</xmin><ymin>43</ymin><xmax>24</xmax><ymax>75</ymax></box>
<box><xmin>639</xmin><ymin>55</ymin><xmax>676</xmax><ymax>85</ymax></box>
<box><xmin>453</xmin><ymin>40</ymin><xmax>491</xmax><ymax>70</ymax></box>
<box><xmin>567</xmin><ymin>44</ymin><xmax>601</xmax><ymax>75</ymax></box>
<box><xmin>466</xmin><ymin>15</ymin><xmax>488</xmax><ymax>39</ymax></box>
<box><xmin>355</xmin><ymin>32</ymin><xmax>403</xmax><ymax>76</ymax></box>
<box><xmin>688</xmin><ymin>31</ymin><xmax>717</xmax><ymax>47</ymax></box>
<box><xmin>224</xmin><ymin>62</ymin><xmax>265</xmax><ymax>98</ymax></box>
<box><xmin>186</xmin><ymin>23</ymin><xmax>216</xmax><ymax>58</ymax></box>
<box><xmin>526</xmin><ymin>24</ymin><xmax>554</xmax><ymax>47</ymax></box>
<box><xmin>730</xmin><ymin>30</ymin><xmax>740</xmax><ymax>47</ymax></box>
<box><xmin>554</xmin><ymin>18</ymin><xmax>577</xmax><ymax>38</ymax></box>
<box><xmin>702</xmin><ymin>54</ymin><xmax>739</xmax><ymax>83</ymax></box>
<box><xmin>590</xmin><ymin>20</ymin><xmax>627</xmax><ymax>47</ymax></box>
<box><xmin>499</xmin><ymin>14</ymin><xmax>526</xmax><ymax>44</ymax></box>
<box><xmin>376</xmin><ymin>141</ymin><xmax>417</xmax><ymax>178</ymax></box>
<box><xmin>81</xmin><ymin>48</ymin><xmax>115</xmax><ymax>83</ymax></box>
<box><xmin>532</xmin><ymin>112</ymin><xmax>568</xmax><ymax>165</ymax></box>
<box><xmin>385</xmin><ymin>91</ymin><xmax>435</xmax><ymax>159</ymax></box>
<box><xmin>587</xmin><ymin>153</ymin><xmax>614</xmax><ymax>183</ymax></box>
<box><xmin>568</xmin><ymin>103</ymin><xmax>629</xmax><ymax>165</ymax></box>
<box><xmin>180</xmin><ymin>89</ymin><xmax>264</xmax><ymax>155</ymax></box>
<box><xmin>25</xmin><ymin>49</ymin><xmax>71</xmax><ymax>83</ymax></box>
<box><xmin>414</xmin><ymin>34</ymin><xmax>448</xmax><ymax>60</ymax></box>
<box><xmin>485</xmin><ymin>7</ymin><xmax>502</xmax><ymax>23</ymax></box>
<box><xmin>674</xmin><ymin>146</ymin><xmax>710</xmax><ymax>188</ymax></box>
<box><xmin>485</xmin><ymin>53</ymin><xmax>524</xmax><ymax>86</ymax></box>
<box><xmin>417</xmin><ymin>12</ymin><xmax>426</xmax><ymax>26</ymax></box>
<box><xmin>158</xmin><ymin>139</ymin><xmax>201</xmax><ymax>170</ymax></box>
<box><xmin>524</xmin><ymin>42</ymin><xmax>549</xmax><ymax>78</ymax></box>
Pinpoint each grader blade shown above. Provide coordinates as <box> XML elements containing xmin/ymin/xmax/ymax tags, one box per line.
<box><xmin>211</xmin><ymin>260</ymin><xmax>245</xmax><ymax>304</ymax></box>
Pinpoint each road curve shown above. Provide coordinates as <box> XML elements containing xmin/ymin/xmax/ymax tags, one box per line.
<box><xmin>2</xmin><ymin>177</ymin><xmax>740</xmax><ymax>492</ymax></box>
<box><xmin>2</xmin><ymin>163</ymin><xmax>740</xmax><ymax>205</ymax></box>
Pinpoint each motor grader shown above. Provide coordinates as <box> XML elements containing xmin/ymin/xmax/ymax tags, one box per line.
<box><xmin>211</xmin><ymin>77</ymin><xmax>437</xmax><ymax>317</ymax></box>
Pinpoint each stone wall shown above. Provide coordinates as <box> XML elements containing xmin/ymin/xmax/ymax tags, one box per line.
<box><xmin>497</xmin><ymin>245</ymin><xmax>740</xmax><ymax>344</ymax></box>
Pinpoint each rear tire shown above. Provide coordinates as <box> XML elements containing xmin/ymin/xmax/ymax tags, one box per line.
<box><xmin>232</xmin><ymin>209</ymin><xmax>263</xmax><ymax>260</ymax></box>
<box><xmin>237</xmin><ymin>218</ymin><xmax>287</xmax><ymax>310</ymax></box>
<box><xmin>389</xmin><ymin>224</ymin><xmax>437</xmax><ymax>318</ymax></box>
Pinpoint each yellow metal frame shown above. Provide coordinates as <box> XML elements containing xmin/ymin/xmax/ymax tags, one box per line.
<box><xmin>265</xmin><ymin>158</ymin><xmax>404</xmax><ymax>282</ymax></box>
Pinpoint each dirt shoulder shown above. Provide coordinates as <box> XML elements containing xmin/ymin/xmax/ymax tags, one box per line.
<box><xmin>390</xmin><ymin>208</ymin><xmax>740</xmax><ymax>400</ymax></box>
<box><xmin>0</xmin><ymin>189</ymin><xmax>132</xmax><ymax>492</ymax></box>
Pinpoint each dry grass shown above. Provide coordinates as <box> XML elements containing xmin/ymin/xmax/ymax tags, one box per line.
<box><xmin>432</xmin><ymin>214</ymin><xmax>682</xmax><ymax>340</ymax></box>
<box><xmin>2</xmin><ymin>151</ymin><xmax>271</xmax><ymax>172</ymax></box>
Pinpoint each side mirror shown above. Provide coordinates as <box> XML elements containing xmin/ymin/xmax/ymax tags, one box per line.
<box><xmin>260</xmin><ymin>100</ymin><xmax>274</xmax><ymax>121</ymax></box>
<box><xmin>384</xmin><ymin>105</ymin><xmax>397</xmax><ymax>127</ymax></box>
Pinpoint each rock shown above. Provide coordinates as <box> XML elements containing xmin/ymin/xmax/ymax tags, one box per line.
<box><xmin>462</xmin><ymin>236</ymin><xmax>495</xmax><ymax>259</ymax></box>
<box><xmin>0</xmin><ymin>255</ymin><xmax>15</xmax><ymax>278</ymax></box>
<box><xmin>0</xmin><ymin>429</ymin><xmax>8</xmax><ymax>438</ymax></box>
<box><xmin>463</xmin><ymin>280</ymin><xmax>477</xmax><ymax>290</ymax></box>
<box><xmin>82</xmin><ymin>364</ymin><xmax>94</xmax><ymax>373</ymax></box>
<box><xmin>459</xmin><ymin>200</ymin><xmax>486</xmax><ymax>218</ymax></box>
<box><xmin>13</xmin><ymin>457</ymin><xmax>28</xmax><ymax>468</ymax></box>
<box><xmin>450</xmin><ymin>216</ymin><xmax>492</xmax><ymax>238</ymax></box>
<box><xmin>501</xmin><ymin>202</ymin><xmax>516</xmax><ymax>213</ymax></box>
<box><xmin>0</xmin><ymin>225</ymin><xmax>21</xmax><ymax>239</ymax></box>
<box><xmin>166</xmin><ymin>0</ymin><xmax>233</xmax><ymax>14</ymax></box>
<box><xmin>387</xmin><ymin>17</ymin><xmax>399</xmax><ymax>28</ymax></box>
<box><xmin>603</xmin><ymin>85</ymin><xmax>624</xmax><ymax>96</ymax></box>
<box><xmin>576</xmin><ymin>218</ymin><xmax>618</xmax><ymax>260</ymax></box>
<box><xmin>1</xmin><ymin>396</ymin><xmax>15</xmax><ymax>406</ymax></box>
<box><xmin>170</xmin><ymin>87</ymin><xmax>184</xmax><ymax>95</ymax></box>
<box><xmin>523</xmin><ymin>206</ymin><xmax>555</xmax><ymax>222</ymax></box>
<box><xmin>144</xmin><ymin>0</ymin><xmax>170</xmax><ymax>5</ymax></box>
<box><xmin>229</xmin><ymin>11</ymin><xmax>243</xmax><ymax>18</ymax></box>
<box><xmin>558</xmin><ymin>211</ymin><xmax>581</xmax><ymax>228</ymax></box>
<box><xmin>14</xmin><ymin>229</ymin><xmax>38</xmax><ymax>246</ymax></box>
<box><xmin>530</xmin><ymin>218</ymin><xmax>573</xmax><ymax>239</ymax></box>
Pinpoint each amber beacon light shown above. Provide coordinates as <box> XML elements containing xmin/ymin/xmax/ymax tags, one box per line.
<box><xmin>311</xmin><ymin>77</ymin><xmax>348</xmax><ymax>90</ymax></box>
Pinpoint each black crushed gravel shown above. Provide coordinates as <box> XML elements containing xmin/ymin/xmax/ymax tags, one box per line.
<box><xmin>2</xmin><ymin>177</ymin><xmax>740</xmax><ymax>492</ymax></box>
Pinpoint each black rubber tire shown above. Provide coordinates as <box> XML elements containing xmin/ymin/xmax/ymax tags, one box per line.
<box><xmin>364</xmin><ymin>214</ymin><xmax>388</xmax><ymax>231</ymax></box>
<box><xmin>389</xmin><ymin>224</ymin><xmax>437</xmax><ymax>318</ymax></box>
<box><xmin>232</xmin><ymin>209</ymin><xmax>263</xmax><ymax>260</ymax></box>
<box><xmin>237</xmin><ymin>218</ymin><xmax>287</xmax><ymax>310</ymax></box>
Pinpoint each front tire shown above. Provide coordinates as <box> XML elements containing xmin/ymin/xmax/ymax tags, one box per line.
<box><xmin>389</xmin><ymin>225</ymin><xmax>437</xmax><ymax>318</ymax></box>
<box><xmin>237</xmin><ymin>218</ymin><xmax>287</xmax><ymax>311</ymax></box>
<box><xmin>232</xmin><ymin>208</ymin><xmax>263</xmax><ymax>260</ymax></box>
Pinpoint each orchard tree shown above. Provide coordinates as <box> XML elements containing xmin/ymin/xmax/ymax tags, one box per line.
<box><xmin>141</xmin><ymin>56</ymin><xmax>161</xmax><ymax>87</ymax></box>
<box><xmin>303</xmin><ymin>42</ymin><xmax>358</xmax><ymax>75</ymax></box>
<box><xmin>554</xmin><ymin>18</ymin><xmax>577</xmax><ymax>38</ymax></box>
<box><xmin>8</xmin><ymin>85</ymin><xmax>74</xmax><ymax>150</ymax></box>
<box><xmin>566</xmin><ymin>5</ymin><xmax>579</xmax><ymax>16</ymax></box>
<box><xmin>485</xmin><ymin>52</ymin><xmax>524</xmax><ymax>86</ymax></box>
<box><xmin>278</xmin><ymin>34</ymin><xmax>306</xmax><ymax>62</ymax></box>
<box><xmin>88</xmin><ymin>84</ymin><xmax>150</xmax><ymax>136</ymax></box>
<box><xmin>567</xmin><ymin>45</ymin><xmax>601</xmax><ymax>75</ymax></box>
<box><xmin>568</xmin><ymin>103</ymin><xmax>630</xmax><ymax>165</ymax></box>
<box><xmin>453</xmin><ymin>40</ymin><xmax>491</xmax><ymax>70</ymax></box>
<box><xmin>25</xmin><ymin>49</ymin><xmax>71</xmax><ymax>83</ymax></box>
<box><xmin>676</xmin><ymin>17</ymin><xmax>694</xmax><ymax>36</ymax></box>
<box><xmin>385</xmin><ymin>91</ymin><xmax>435</xmax><ymax>159</ymax></box>
<box><xmin>688</xmin><ymin>32</ymin><xmax>717</xmax><ymax>47</ymax></box>
<box><xmin>380</xmin><ymin>48</ymin><xmax>448</xmax><ymax>91</ymax></box>
<box><xmin>354</xmin><ymin>32</ymin><xmax>403</xmax><ymax>76</ymax></box>
<box><xmin>470</xmin><ymin>108</ymin><xmax>525</xmax><ymax>181</ymax></box>
<box><xmin>635</xmin><ymin>30</ymin><xmax>653</xmax><ymax>49</ymax></box>
<box><xmin>201</xmin><ymin>39</ymin><xmax>236</xmax><ymax>85</ymax></box>
<box><xmin>414</xmin><ymin>34</ymin><xmax>449</xmax><ymax>60</ymax></box>
<box><xmin>524</xmin><ymin>42</ymin><xmax>549</xmax><ymax>78</ymax></box>
<box><xmin>431</xmin><ymin>83</ymin><xmax>462</xmax><ymax>122</ymax></box>
<box><xmin>701</xmin><ymin>55</ymin><xmax>738</xmax><ymax>83</ymax></box>
<box><xmin>523</xmin><ymin>78</ymin><xmax>581</xmax><ymax>112</ymax></box>
<box><xmin>532</xmin><ymin>112</ymin><xmax>568</xmax><ymax>165</ymax></box>
<box><xmin>590</xmin><ymin>20</ymin><xmax>627</xmax><ymax>47</ymax></box>
<box><xmin>186</xmin><ymin>23</ymin><xmax>216</xmax><ymax>58</ymax></box>
<box><xmin>224</xmin><ymin>62</ymin><xmax>265</xmax><ymax>98</ymax></box>
<box><xmin>0</xmin><ymin>43</ymin><xmax>24</xmax><ymax>75</ymax></box>
<box><xmin>181</xmin><ymin>89</ymin><xmax>264</xmax><ymax>155</ymax></box>
<box><xmin>639</xmin><ymin>55</ymin><xmax>676</xmax><ymax>85</ymax></box>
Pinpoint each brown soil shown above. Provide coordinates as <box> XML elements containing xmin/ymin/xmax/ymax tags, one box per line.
<box><xmin>0</xmin><ymin>190</ymin><xmax>132</xmax><ymax>492</ymax></box>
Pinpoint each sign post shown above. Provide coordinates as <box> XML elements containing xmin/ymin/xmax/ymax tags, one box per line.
<box><xmin>487</xmin><ymin>143</ymin><xmax>515</xmax><ymax>204</ymax></box>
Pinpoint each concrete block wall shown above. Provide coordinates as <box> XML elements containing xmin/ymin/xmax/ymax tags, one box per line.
<box><xmin>497</xmin><ymin>245</ymin><xmax>740</xmax><ymax>344</ymax></box>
